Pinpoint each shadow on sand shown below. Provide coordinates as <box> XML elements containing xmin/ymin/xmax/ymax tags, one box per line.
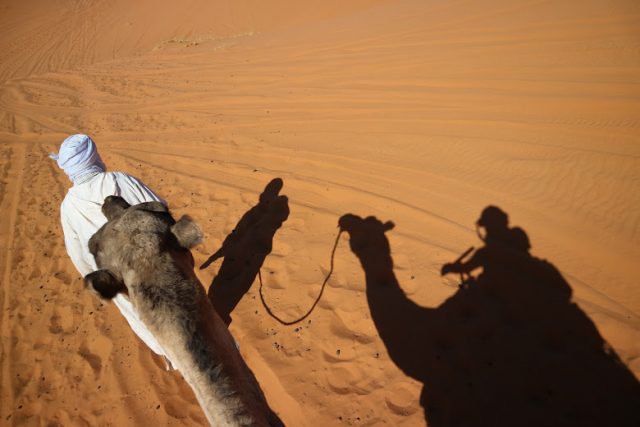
<box><xmin>201</xmin><ymin>178</ymin><xmax>289</xmax><ymax>325</ymax></box>
<box><xmin>339</xmin><ymin>207</ymin><xmax>640</xmax><ymax>427</ymax></box>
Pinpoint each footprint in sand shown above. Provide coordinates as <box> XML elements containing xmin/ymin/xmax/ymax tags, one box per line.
<box><xmin>326</xmin><ymin>366</ymin><xmax>359</xmax><ymax>395</ymax></box>
<box><xmin>286</xmin><ymin>218</ymin><xmax>305</xmax><ymax>232</ymax></box>
<box><xmin>16</xmin><ymin>399</ymin><xmax>43</xmax><ymax>419</ymax></box>
<box><xmin>263</xmin><ymin>266</ymin><xmax>289</xmax><ymax>290</ymax></box>
<box><xmin>326</xmin><ymin>273</ymin><xmax>348</xmax><ymax>289</ymax></box>
<box><xmin>393</xmin><ymin>252</ymin><xmax>411</xmax><ymax>271</ymax></box>
<box><xmin>326</xmin><ymin>366</ymin><xmax>376</xmax><ymax>396</ymax></box>
<box><xmin>28</xmin><ymin>266</ymin><xmax>41</xmax><ymax>280</ymax></box>
<box><xmin>271</xmin><ymin>240</ymin><xmax>292</xmax><ymax>257</ymax></box>
<box><xmin>50</xmin><ymin>410</ymin><xmax>72</xmax><ymax>425</ymax></box>
<box><xmin>53</xmin><ymin>270</ymin><xmax>72</xmax><ymax>286</ymax></box>
<box><xmin>158</xmin><ymin>376</ymin><xmax>199</xmax><ymax>420</ymax></box>
<box><xmin>384</xmin><ymin>382</ymin><xmax>420</xmax><ymax>416</ymax></box>
<box><xmin>11</xmin><ymin>247</ymin><xmax>26</xmax><ymax>269</ymax></box>
<box><xmin>78</xmin><ymin>348</ymin><xmax>102</xmax><ymax>378</ymax></box>
<box><xmin>330</xmin><ymin>309</ymin><xmax>376</xmax><ymax>344</ymax></box>
<box><xmin>164</xmin><ymin>398</ymin><xmax>191</xmax><ymax>420</ymax></box>
<box><xmin>49</xmin><ymin>306</ymin><xmax>74</xmax><ymax>334</ymax></box>
<box><xmin>78</xmin><ymin>335</ymin><xmax>112</xmax><ymax>378</ymax></box>
<box><xmin>315</xmin><ymin>282</ymin><xmax>342</xmax><ymax>311</ymax></box>
<box><xmin>12</xmin><ymin>360</ymin><xmax>39</xmax><ymax>397</ymax></box>
<box><xmin>321</xmin><ymin>341</ymin><xmax>358</xmax><ymax>363</ymax></box>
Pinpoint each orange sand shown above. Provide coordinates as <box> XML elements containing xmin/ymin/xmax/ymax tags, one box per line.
<box><xmin>1</xmin><ymin>0</ymin><xmax>639</xmax><ymax>425</ymax></box>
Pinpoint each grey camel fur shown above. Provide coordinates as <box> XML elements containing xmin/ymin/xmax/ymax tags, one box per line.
<box><xmin>84</xmin><ymin>195</ymin><xmax>283</xmax><ymax>427</ymax></box>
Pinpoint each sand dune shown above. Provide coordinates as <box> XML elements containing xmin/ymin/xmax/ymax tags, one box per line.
<box><xmin>1</xmin><ymin>0</ymin><xmax>639</xmax><ymax>425</ymax></box>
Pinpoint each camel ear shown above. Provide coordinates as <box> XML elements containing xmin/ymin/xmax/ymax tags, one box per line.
<box><xmin>383</xmin><ymin>221</ymin><xmax>395</xmax><ymax>232</ymax></box>
<box><xmin>171</xmin><ymin>215</ymin><xmax>203</xmax><ymax>249</ymax></box>
<box><xmin>84</xmin><ymin>269</ymin><xmax>127</xmax><ymax>300</ymax></box>
<box><xmin>102</xmin><ymin>196</ymin><xmax>131</xmax><ymax>220</ymax></box>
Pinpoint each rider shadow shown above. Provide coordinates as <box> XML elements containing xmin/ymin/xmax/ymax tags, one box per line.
<box><xmin>339</xmin><ymin>207</ymin><xmax>640</xmax><ymax>427</ymax></box>
<box><xmin>201</xmin><ymin>178</ymin><xmax>289</xmax><ymax>325</ymax></box>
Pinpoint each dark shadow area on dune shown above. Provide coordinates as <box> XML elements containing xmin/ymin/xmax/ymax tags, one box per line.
<box><xmin>201</xmin><ymin>178</ymin><xmax>289</xmax><ymax>325</ymax></box>
<box><xmin>339</xmin><ymin>207</ymin><xmax>640</xmax><ymax>427</ymax></box>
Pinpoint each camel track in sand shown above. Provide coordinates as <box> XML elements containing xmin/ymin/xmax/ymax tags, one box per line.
<box><xmin>0</xmin><ymin>143</ymin><xmax>24</xmax><ymax>421</ymax></box>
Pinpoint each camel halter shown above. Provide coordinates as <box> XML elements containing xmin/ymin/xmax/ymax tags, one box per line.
<box><xmin>258</xmin><ymin>228</ymin><xmax>344</xmax><ymax>325</ymax></box>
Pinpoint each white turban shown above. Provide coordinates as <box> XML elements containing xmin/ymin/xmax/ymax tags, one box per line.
<box><xmin>50</xmin><ymin>134</ymin><xmax>106</xmax><ymax>182</ymax></box>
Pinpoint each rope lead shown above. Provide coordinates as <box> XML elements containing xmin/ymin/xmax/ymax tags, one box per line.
<box><xmin>258</xmin><ymin>229</ymin><xmax>344</xmax><ymax>325</ymax></box>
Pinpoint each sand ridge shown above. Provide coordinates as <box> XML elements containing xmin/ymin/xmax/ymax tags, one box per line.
<box><xmin>1</xmin><ymin>0</ymin><xmax>639</xmax><ymax>425</ymax></box>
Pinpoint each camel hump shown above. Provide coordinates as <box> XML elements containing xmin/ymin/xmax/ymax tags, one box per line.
<box><xmin>171</xmin><ymin>215</ymin><xmax>203</xmax><ymax>249</ymax></box>
<box><xmin>84</xmin><ymin>269</ymin><xmax>127</xmax><ymax>299</ymax></box>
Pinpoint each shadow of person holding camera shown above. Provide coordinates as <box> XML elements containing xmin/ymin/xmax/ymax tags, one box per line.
<box><xmin>201</xmin><ymin>178</ymin><xmax>289</xmax><ymax>325</ymax></box>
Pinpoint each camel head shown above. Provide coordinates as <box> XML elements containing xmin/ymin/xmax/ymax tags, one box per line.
<box><xmin>339</xmin><ymin>214</ymin><xmax>394</xmax><ymax>254</ymax></box>
<box><xmin>85</xmin><ymin>196</ymin><xmax>203</xmax><ymax>300</ymax></box>
<box><xmin>339</xmin><ymin>214</ymin><xmax>395</xmax><ymax>285</ymax></box>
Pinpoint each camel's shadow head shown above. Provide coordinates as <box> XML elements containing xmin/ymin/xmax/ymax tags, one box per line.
<box><xmin>339</xmin><ymin>214</ymin><xmax>394</xmax><ymax>256</ymax></box>
<box><xmin>339</xmin><ymin>214</ymin><xmax>396</xmax><ymax>286</ymax></box>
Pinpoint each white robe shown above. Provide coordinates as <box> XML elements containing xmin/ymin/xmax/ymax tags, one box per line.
<box><xmin>60</xmin><ymin>171</ymin><xmax>170</xmax><ymax>360</ymax></box>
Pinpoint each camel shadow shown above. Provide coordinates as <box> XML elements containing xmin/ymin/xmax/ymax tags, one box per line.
<box><xmin>339</xmin><ymin>208</ymin><xmax>640</xmax><ymax>427</ymax></box>
<box><xmin>201</xmin><ymin>178</ymin><xmax>289</xmax><ymax>325</ymax></box>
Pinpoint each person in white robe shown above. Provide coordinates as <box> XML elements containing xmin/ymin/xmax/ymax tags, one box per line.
<box><xmin>51</xmin><ymin>133</ymin><xmax>174</xmax><ymax>368</ymax></box>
